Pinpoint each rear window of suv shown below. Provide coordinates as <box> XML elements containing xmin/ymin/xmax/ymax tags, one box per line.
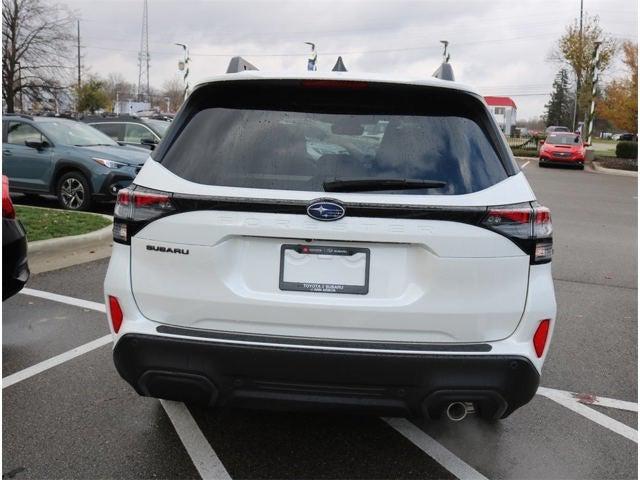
<box><xmin>155</xmin><ymin>80</ymin><xmax>514</xmax><ymax>195</ymax></box>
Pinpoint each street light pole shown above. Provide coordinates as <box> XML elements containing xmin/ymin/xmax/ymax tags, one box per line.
<box><xmin>16</xmin><ymin>61</ymin><xmax>24</xmax><ymax>113</ymax></box>
<box><xmin>175</xmin><ymin>43</ymin><xmax>191</xmax><ymax>100</ymax></box>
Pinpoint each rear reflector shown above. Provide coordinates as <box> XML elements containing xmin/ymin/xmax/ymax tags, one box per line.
<box><xmin>108</xmin><ymin>295</ymin><xmax>123</xmax><ymax>333</ymax></box>
<box><xmin>533</xmin><ymin>319</ymin><xmax>551</xmax><ymax>357</ymax></box>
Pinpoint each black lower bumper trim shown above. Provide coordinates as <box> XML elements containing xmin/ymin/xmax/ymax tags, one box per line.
<box><xmin>155</xmin><ymin>325</ymin><xmax>492</xmax><ymax>352</ymax></box>
<box><xmin>113</xmin><ymin>333</ymin><xmax>540</xmax><ymax>419</ymax></box>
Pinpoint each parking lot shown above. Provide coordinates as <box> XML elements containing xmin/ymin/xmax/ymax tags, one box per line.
<box><xmin>3</xmin><ymin>161</ymin><xmax>637</xmax><ymax>479</ymax></box>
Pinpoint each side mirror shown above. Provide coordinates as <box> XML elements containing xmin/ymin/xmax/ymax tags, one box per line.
<box><xmin>140</xmin><ymin>137</ymin><xmax>158</xmax><ymax>150</ymax></box>
<box><xmin>25</xmin><ymin>140</ymin><xmax>47</xmax><ymax>150</ymax></box>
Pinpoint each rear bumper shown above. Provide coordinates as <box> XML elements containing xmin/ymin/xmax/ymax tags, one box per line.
<box><xmin>2</xmin><ymin>219</ymin><xmax>29</xmax><ymax>301</ymax></box>
<box><xmin>113</xmin><ymin>333</ymin><xmax>540</xmax><ymax>419</ymax></box>
<box><xmin>540</xmin><ymin>155</ymin><xmax>584</xmax><ymax>165</ymax></box>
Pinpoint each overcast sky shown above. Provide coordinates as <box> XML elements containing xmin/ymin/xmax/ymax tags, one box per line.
<box><xmin>65</xmin><ymin>0</ymin><xmax>637</xmax><ymax>119</ymax></box>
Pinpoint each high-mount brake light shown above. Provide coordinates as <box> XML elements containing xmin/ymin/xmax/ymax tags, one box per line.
<box><xmin>2</xmin><ymin>175</ymin><xmax>15</xmax><ymax>219</ymax></box>
<box><xmin>113</xmin><ymin>186</ymin><xmax>175</xmax><ymax>244</ymax></box>
<box><xmin>481</xmin><ymin>203</ymin><xmax>553</xmax><ymax>264</ymax></box>
<box><xmin>301</xmin><ymin>80</ymin><xmax>369</xmax><ymax>90</ymax></box>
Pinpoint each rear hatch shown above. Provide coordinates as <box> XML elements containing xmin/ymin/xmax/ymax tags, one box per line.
<box><xmin>121</xmin><ymin>79</ymin><xmax>542</xmax><ymax>344</ymax></box>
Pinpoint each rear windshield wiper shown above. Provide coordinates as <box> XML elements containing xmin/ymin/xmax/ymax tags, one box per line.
<box><xmin>323</xmin><ymin>178</ymin><xmax>447</xmax><ymax>193</ymax></box>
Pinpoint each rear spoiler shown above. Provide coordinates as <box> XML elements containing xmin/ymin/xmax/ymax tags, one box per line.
<box><xmin>226</xmin><ymin>56</ymin><xmax>258</xmax><ymax>73</ymax></box>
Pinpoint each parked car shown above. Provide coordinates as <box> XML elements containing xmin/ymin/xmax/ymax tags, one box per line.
<box><xmin>545</xmin><ymin>125</ymin><xmax>570</xmax><ymax>135</ymax></box>
<box><xmin>539</xmin><ymin>132</ymin><xmax>586</xmax><ymax>169</ymax></box>
<box><xmin>617</xmin><ymin>133</ymin><xmax>637</xmax><ymax>142</ymax></box>
<box><xmin>3</xmin><ymin>175</ymin><xmax>29</xmax><ymax>300</ymax></box>
<box><xmin>82</xmin><ymin>115</ymin><xmax>170</xmax><ymax>150</ymax></box>
<box><xmin>2</xmin><ymin>114</ymin><xmax>149</xmax><ymax>210</ymax></box>
<box><xmin>105</xmin><ymin>71</ymin><xmax>556</xmax><ymax>421</ymax></box>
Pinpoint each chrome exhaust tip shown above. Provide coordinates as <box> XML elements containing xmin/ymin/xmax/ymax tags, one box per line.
<box><xmin>446</xmin><ymin>401</ymin><xmax>473</xmax><ymax>421</ymax></box>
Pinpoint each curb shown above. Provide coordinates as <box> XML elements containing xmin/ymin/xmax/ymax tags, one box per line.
<box><xmin>591</xmin><ymin>161</ymin><xmax>638</xmax><ymax>177</ymax></box>
<box><xmin>27</xmin><ymin>212</ymin><xmax>113</xmax><ymax>256</ymax></box>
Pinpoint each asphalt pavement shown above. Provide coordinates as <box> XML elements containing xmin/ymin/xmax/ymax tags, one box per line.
<box><xmin>3</xmin><ymin>160</ymin><xmax>637</xmax><ymax>479</ymax></box>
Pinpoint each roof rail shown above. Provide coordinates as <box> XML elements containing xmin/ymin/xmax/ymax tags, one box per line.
<box><xmin>226</xmin><ymin>56</ymin><xmax>258</xmax><ymax>73</ymax></box>
<box><xmin>4</xmin><ymin>113</ymin><xmax>34</xmax><ymax>120</ymax></box>
<box><xmin>432</xmin><ymin>40</ymin><xmax>455</xmax><ymax>81</ymax></box>
<box><xmin>332</xmin><ymin>56</ymin><xmax>347</xmax><ymax>72</ymax></box>
<box><xmin>432</xmin><ymin>62</ymin><xmax>455</xmax><ymax>81</ymax></box>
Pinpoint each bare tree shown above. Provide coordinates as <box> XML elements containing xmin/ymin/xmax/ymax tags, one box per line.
<box><xmin>104</xmin><ymin>72</ymin><xmax>136</xmax><ymax>110</ymax></box>
<box><xmin>2</xmin><ymin>0</ymin><xmax>75</xmax><ymax>113</ymax></box>
<box><xmin>160</xmin><ymin>77</ymin><xmax>184</xmax><ymax>113</ymax></box>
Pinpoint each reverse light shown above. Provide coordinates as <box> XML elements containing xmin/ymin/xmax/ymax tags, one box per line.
<box><xmin>2</xmin><ymin>175</ymin><xmax>15</xmax><ymax>219</ymax></box>
<box><xmin>533</xmin><ymin>319</ymin><xmax>551</xmax><ymax>357</ymax></box>
<box><xmin>108</xmin><ymin>295</ymin><xmax>123</xmax><ymax>333</ymax></box>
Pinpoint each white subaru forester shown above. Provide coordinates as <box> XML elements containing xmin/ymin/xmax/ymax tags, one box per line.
<box><xmin>104</xmin><ymin>71</ymin><xmax>556</xmax><ymax>421</ymax></box>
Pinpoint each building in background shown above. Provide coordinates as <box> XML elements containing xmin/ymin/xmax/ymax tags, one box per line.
<box><xmin>114</xmin><ymin>100</ymin><xmax>151</xmax><ymax>115</ymax></box>
<box><xmin>484</xmin><ymin>96</ymin><xmax>517</xmax><ymax>136</ymax></box>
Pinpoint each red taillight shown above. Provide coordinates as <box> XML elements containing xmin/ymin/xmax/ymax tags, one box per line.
<box><xmin>108</xmin><ymin>295</ymin><xmax>123</xmax><ymax>333</ymax></box>
<box><xmin>482</xmin><ymin>204</ymin><xmax>553</xmax><ymax>264</ymax></box>
<box><xmin>533</xmin><ymin>319</ymin><xmax>551</xmax><ymax>357</ymax></box>
<box><xmin>2</xmin><ymin>175</ymin><xmax>15</xmax><ymax>219</ymax></box>
<box><xmin>113</xmin><ymin>187</ymin><xmax>175</xmax><ymax>244</ymax></box>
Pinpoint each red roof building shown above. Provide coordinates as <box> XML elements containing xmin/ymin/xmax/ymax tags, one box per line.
<box><xmin>484</xmin><ymin>96</ymin><xmax>517</xmax><ymax>136</ymax></box>
<box><xmin>484</xmin><ymin>96</ymin><xmax>517</xmax><ymax>109</ymax></box>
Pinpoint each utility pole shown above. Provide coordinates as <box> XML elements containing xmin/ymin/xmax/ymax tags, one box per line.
<box><xmin>571</xmin><ymin>0</ymin><xmax>583</xmax><ymax>130</ymax></box>
<box><xmin>77</xmin><ymin>19</ymin><xmax>81</xmax><ymax>114</ymax></box>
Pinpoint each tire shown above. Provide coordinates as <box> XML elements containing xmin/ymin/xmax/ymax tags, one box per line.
<box><xmin>56</xmin><ymin>171</ymin><xmax>92</xmax><ymax>211</ymax></box>
<box><xmin>538</xmin><ymin>159</ymin><xmax>546</xmax><ymax>168</ymax></box>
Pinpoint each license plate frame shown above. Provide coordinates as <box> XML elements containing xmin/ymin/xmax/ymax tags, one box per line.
<box><xmin>279</xmin><ymin>244</ymin><xmax>370</xmax><ymax>295</ymax></box>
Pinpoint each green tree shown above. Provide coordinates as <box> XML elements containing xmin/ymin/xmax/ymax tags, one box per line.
<box><xmin>545</xmin><ymin>68</ymin><xmax>573</xmax><ymax>127</ymax></box>
<box><xmin>76</xmin><ymin>77</ymin><xmax>109</xmax><ymax>114</ymax></box>
<box><xmin>550</xmin><ymin>13</ymin><xmax>616</xmax><ymax>127</ymax></box>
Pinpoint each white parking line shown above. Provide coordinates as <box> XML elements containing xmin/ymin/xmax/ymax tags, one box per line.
<box><xmin>537</xmin><ymin>388</ymin><xmax>637</xmax><ymax>443</ymax></box>
<box><xmin>521</xmin><ymin>160</ymin><xmax>531</xmax><ymax>168</ymax></box>
<box><xmin>538</xmin><ymin>386</ymin><xmax>638</xmax><ymax>412</ymax></box>
<box><xmin>2</xmin><ymin>334</ymin><xmax>112</xmax><ymax>389</ymax></box>
<box><xmin>161</xmin><ymin>400</ymin><xmax>232</xmax><ymax>480</ymax></box>
<box><xmin>9</xmin><ymin>288</ymin><xmax>232</xmax><ymax>479</ymax></box>
<box><xmin>383</xmin><ymin>417</ymin><xmax>489</xmax><ymax>480</ymax></box>
<box><xmin>21</xmin><ymin>287</ymin><xmax>105</xmax><ymax>313</ymax></box>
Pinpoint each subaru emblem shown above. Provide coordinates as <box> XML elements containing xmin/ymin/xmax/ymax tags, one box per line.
<box><xmin>306</xmin><ymin>199</ymin><xmax>345</xmax><ymax>221</ymax></box>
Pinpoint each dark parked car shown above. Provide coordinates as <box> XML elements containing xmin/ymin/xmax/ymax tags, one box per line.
<box><xmin>82</xmin><ymin>115</ymin><xmax>170</xmax><ymax>150</ymax></box>
<box><xmin>2</xmin><ymin>114</ymin><xmax>149</xmax><ymax>210</ymax></box>
<box><xmin>618</xmin><ymin>133</ymin><xmax>637</xmax><ymax>142</ymax></box>
<box><xmin>3</xmin><ymin>175</ymin><xmax>29</xmax><ymax>300</ymax></box>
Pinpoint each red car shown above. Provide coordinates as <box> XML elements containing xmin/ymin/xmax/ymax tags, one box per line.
<box><xmin>539</xmin><ymin>133</ymin><xmax>587</xmax><ymax>169</ymax></box>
